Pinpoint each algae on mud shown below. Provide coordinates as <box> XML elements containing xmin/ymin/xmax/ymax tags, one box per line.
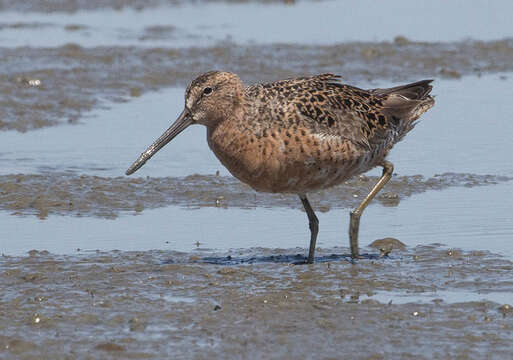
<box><xmin>0</xmin><ymin>0</ymin><xmax>292</xmax><ymax>13</ymax></box>
<box><xmin>0</xmin><ymin>172</ymin><xmax>509</xmax><ymax>219</ymax></box>
<box><xmin>1</xmin><ymin>245</ymin><xmax>513</xmax><ymax>359</ymax></box>
<box><xmin>1</xmin><ymin>39</ymin><xmax>513</xmax><ymax>131</ymax></box>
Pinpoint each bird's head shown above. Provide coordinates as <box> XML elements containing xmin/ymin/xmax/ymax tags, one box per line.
<box><xmin>125</xmin><ymin>71</ymin><xmax>244</xmax><ymax>176</ymax></box>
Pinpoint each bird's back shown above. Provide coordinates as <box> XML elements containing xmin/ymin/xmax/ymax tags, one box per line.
<box><xmin>244</xmin><ymin>74</ymin><xmax>434</xmax><ymax>151</ymax></box>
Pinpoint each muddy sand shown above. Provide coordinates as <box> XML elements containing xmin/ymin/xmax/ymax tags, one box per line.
<box><xmin>2</xmin><ymin>245</ymin><xmax>513</xmax><ymax>359</ymax></box>
<box><xmin>0</xmin><ymin>173</ymin><xmax>509</xmax><ymax>219</ymax></box>
<box><xmin>1</xmin><ymin>39</ymin><xmax>513</xmax><ymax>132</ymax></box>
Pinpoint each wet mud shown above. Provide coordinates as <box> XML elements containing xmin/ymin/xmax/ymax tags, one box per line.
<box><xmin>1</xmin><ymin>39</ymin><xmax>513</xmax><ymax>131</ymax></box>
<box><xmin>0</xmin><ymin>172</ymin><xmax>509</xmax><ymax>219</ymax></box>
<box><xmin>1</xmin><ymin>245</ymin><xmax>513</xmax><ymax>359</ymax></box>
<box><xmin>0</xmin><ymin>0</ymin><xmax>292</xmax><ymax>13</ymax></box>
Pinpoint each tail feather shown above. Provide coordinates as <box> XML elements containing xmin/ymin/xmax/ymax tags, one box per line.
<box><xmin>371</xmin><ymin>79</ymin><xmax>433</xmax><ymax>100</ymax></box>
<box><xmin>371</xmin><ymin>79</ymin><xmax>435</xmax><ymax>143</ymax></box>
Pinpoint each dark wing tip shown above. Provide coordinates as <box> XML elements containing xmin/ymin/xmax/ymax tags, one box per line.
<box><xmin>372</xmin><ymin>79</ymin><xmax>434</xmax><ymax>100</ymax></box>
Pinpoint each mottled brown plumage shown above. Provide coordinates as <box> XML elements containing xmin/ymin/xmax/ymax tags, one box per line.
<box><xmin>126</xmin><ymin>71</ymin><xmax>435</xmax><ymax>263</ymax></box>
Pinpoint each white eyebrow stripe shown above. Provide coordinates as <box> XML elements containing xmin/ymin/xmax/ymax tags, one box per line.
<box><xmin>186</xmin><ymin>97</ymin><xmax>194</xmax><ymax>109</ymax></box>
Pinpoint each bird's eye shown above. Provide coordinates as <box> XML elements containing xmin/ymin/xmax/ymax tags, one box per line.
<box><xmin>203</xmin><ymin>87</ymin><xmax>213</xmax><ymax>96</ymax></box>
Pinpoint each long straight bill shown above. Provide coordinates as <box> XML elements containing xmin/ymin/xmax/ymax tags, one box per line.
<box><xmin>125</xmin><ymin>109</ymin><xmax>192</xmax><ymax>175</ymax></box>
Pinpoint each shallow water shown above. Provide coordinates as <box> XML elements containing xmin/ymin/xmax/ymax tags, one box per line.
<box><xmin>1</xmin><ymin>0</ymin><xmax>512</xmax><ymax>47</ymax></box>
<box><xmin>1</xmin><ymin>1</ymin><xmax>513</xmax><ymax>359</ymax></box>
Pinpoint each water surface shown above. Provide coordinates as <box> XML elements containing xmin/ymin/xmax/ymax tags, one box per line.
<box><xmin>1</xmin><ymin>0</ymin><xmax>512</xmax><ymax>47</ymax></box>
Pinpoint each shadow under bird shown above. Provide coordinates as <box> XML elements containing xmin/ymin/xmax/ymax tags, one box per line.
<box><xmin>126</xmin><ymin>71</ymin><xmax>434</xmax><ymax>264</ymax></box>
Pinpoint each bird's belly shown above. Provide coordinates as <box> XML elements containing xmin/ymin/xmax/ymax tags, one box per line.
<box><xmin>209</xmin><ymin>127</ymin><xmax>383</xmax><ymax>194</ymax></box>
<box><xmin>252</xmin><ymin>161</ymin><xmax>355</xmax><ymax>193</ymax></box>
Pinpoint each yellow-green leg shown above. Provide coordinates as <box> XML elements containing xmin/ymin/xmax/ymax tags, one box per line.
<box><xmin>349</xmin><ymin>160</ymin><xmax>394</xmax><ymax>258</ymax></box>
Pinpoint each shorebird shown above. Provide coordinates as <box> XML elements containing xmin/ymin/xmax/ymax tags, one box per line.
<box><xmin>126</xmin><ymin>72</ymin><xmax>434</xmax><ymax>263</ymax></box>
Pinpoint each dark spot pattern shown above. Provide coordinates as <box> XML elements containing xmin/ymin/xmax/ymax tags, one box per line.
<box><xmin>241</xmin><ymin>72</ymin><xmax>434</xmax><ymax>167</ymax></box>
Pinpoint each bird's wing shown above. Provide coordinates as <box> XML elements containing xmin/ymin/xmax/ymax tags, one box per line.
<box><xmin>247</xmin><ymin>74</ymin><xmax>388</xmax><ymax>150</ymax></box>
<box><xmin>247</xmin><ymin>75</ymin><xmax>434</xmax><ymax>151</ymax></box>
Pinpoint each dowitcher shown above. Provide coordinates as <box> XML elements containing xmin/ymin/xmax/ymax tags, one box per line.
<box><xmin>126</xmin><ymin>72</ymin><xmax>434</xmax><ymax>263</ymax></box>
